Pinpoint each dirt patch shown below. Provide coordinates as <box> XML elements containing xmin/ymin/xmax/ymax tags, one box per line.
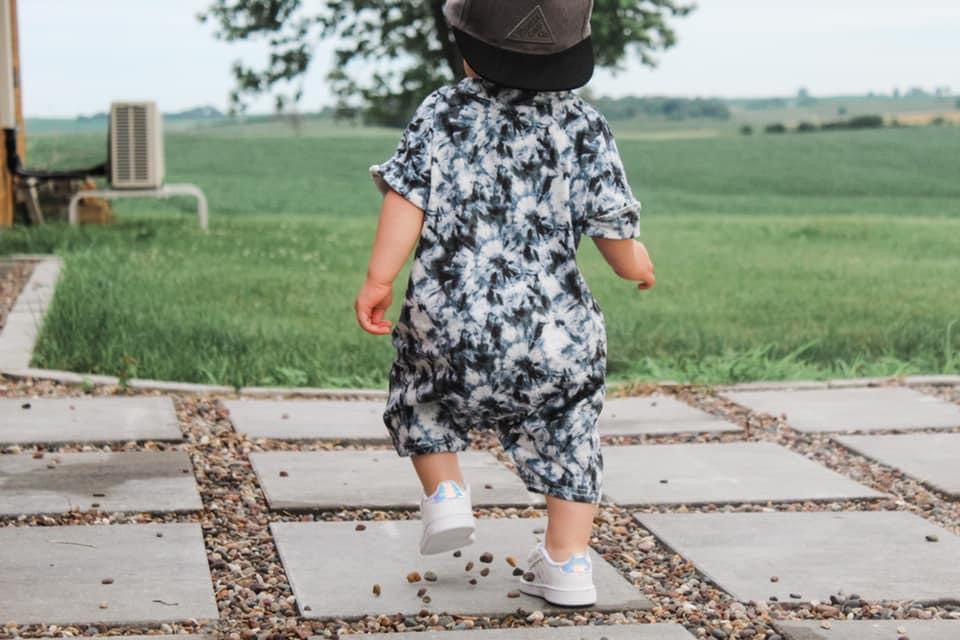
<box><xmin>0</xmin><ymin>259</ymin><xmax>33</xmax><ymax>331</ymax></box>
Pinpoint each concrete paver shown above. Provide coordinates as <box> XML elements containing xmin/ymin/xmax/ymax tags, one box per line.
<box><xmin>775</xmin><ymin>620</ymin><xmax>960</xmax><ymax>640</ymax></box>
<box><xmin>251</xmin><ymin>450</ymin><xmax>541</xmax><ymax>510</ymax></box>
<box><xmin>0</xmin><ymin>451</ymin><xmax>202</xmax><ymax>515</ymax></box>
<box><xmin>0</xmin><ymin>522</ymin><xmax>219</xmax><ymax>625</ymax></box>
<box><xmin>0</xmin><ymin>396</ymin><xmax>182</xmax><ymax>445</ymax></box>
<box><xmin>271</xmin><ymin>517</ymin><xmax>650</xmax><ymax>619</ymax></box>
<box><xmin>600</xmin><ymin>395</ymin><xmax>741</xmax><ymax>436</ymax></box>
<box><xmin>635</xmin><ymin>511</ymin><xmax>960</xmax><ymax>603</ymax></box>
<box><xmin>355</xmin><ymin>623</ymin><xmax>695</xmax><ymax>639</ymax></box>
<box><xmin>602</xmin><ymin>442</ymin><xmax>884</xmax><ymax>506</ymax></box>
<box><xmin>224</xmin><ymin>399</ymin><xmax>389</xmax><ymax>441</ymax></box>
<box><xmin>835</xmin><ymin>433</ymin><xmax>960</xmax><ymax>497</ymax></box>
<box><xmin>721</xmin><ymin>387</ymin><xmax>960</xmax><ymax>433</ymax></box>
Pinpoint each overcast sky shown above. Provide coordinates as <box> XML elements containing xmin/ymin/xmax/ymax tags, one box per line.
<box><xmin>20</xmin><ymin>0</ymin><xmax>960</xmax><ymax>117</ymax></box>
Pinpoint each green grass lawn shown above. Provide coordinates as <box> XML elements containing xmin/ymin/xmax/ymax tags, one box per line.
<box><xmin>3</xmin><ymin>125</ymin><xmax>959</xmax><ymax>388</ymax></box>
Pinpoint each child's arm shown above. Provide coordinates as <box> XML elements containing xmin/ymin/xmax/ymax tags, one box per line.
<box><xmin>592</xmin><ymin>238</ymin><xmax>656</xmax><ymax>290</ymax></box>
<box><xmin>355</xmin><ymin>190</ymin><xmax>425</xmax><ymax>335</ymax></box>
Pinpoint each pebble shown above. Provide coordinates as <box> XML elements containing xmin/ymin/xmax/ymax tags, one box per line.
<box><xmin>406</xmin><ymin>572</ymin><xmax>421</xmax><ymax>583</ymax></box>
<box><xmin>98</xmin><ymin>601</ymin><xmax>108</xmax><ymax>609</ymax></box>
<box><xmin>416</xmin><ymin>587</ymin><xmax>427</xmax><ymax>597</ymax></box>
<box><xmin>278</xmin><ymin>470</ymin><xmax>288</xmax><ymax>477</ymax></box>
<box><xmin>523</xmin><ymin>571</ymin><xmax>535</xmax><ymax>582</ymax></box>
<box><xmin>926</xmin><ymin>534</ymin><xmax>939</xmax><ymax>542</ymax></box>
<box><xmin>479</xmin><ymin>552</ymin><xmax>493</xmax><ymax>563</ymax></box>
<box><xmin>372</xmin><ymin>584</ymin><xmax>381</xmax><ymax>596</ymax></box>
<box><xmin>506</xmin><ymin>555</ymin><xmax>518</xmax><ymax>567</ymax></box>
<box><xmin>506</xmin><ymin>590</ymin><xmax>521</xmax><ymax>598</ymax></box>
<box><xmin>512</xmin><ymin>568</ymin><xmax>524</xmax><ymax>576</ymax></box>
<box><xmin>355</xmin><ymin>523</ymin><xmax>366</xmax><ymax>531</ymax></box>
<box><xmin>100</xmin><ymin>578</ymin><xmax>114</xmax><ymax>585</ymax></box>
<box><xmin>770</xmin><ymin>575</ymin><xmax>779</xmax><ymax>582</ymax></box>
<box><xmin>465</xmin><ymin>561</ymin><xmax>474</xmax><ymax>571</ymax></box>
<box><xmin>424</xmin><ymin>571</ymin><xmax>437</xmax><ymax>582</ymax></box>
<box><xmin>469</xmin><ymin>578</ymin><xmax>477</xmax><ymax>585</ymax></box>
<box><xmin>526</xmin><ymin>610</ymin><xmax>544</xmax><ymax>622</ymax></box>
<box><xmin>453</xmin><ymin>550</ymin><xmax>461</xmax><ymax>557</ymax></box>
<box><xmin>480</xmin><ymin>568</ymin><xmax>490</xmax><ymax>577</ymax></box>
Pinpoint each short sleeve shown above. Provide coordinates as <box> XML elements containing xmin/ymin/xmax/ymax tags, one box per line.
<box><xmin>580</xmin><ymin>116</ymin><xmax>642</xmax><ymax>239</ymax></box>
<box><xmin>369</xmin><ymin>91</ymin><xmax>439</xmax><ymax>212</ymax></box>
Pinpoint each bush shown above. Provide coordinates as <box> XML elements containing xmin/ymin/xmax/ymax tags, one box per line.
<box><xmin>765</xmin><ymin>123</ymin><xmax>787</xmax><ymax>134</ymax></box>
<box><xmin>847</xmin><ymin>114</ymin><xmax>884</xmax><ymax>129</ymax></box>
<box><xmin>796</xmin><ymin>121</ymin><xmax>817</xmax><ymax>133</ymax></box>
<box><xmin>740</xmin><ymin>124</ymin><xmax>753</xmax><ymax>135</ymax></box>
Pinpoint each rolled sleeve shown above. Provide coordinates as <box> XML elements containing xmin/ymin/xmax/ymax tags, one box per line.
<box><xmin>580</xmin><ymin>118</ymin><xmax>642</xmax><ymax>239</ymax></box>
<box><xmin>369</xmin><ymin>92</ymin><xmax>438</xmax><ymax>212</ymax></box>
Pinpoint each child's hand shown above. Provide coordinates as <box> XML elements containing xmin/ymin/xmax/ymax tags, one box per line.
<box><xmin>633</xmin><ymin>241</ymin><xmax>655</xmax><ymax>290</ymax></box>
<box><xmin>355</xmin><ymin>279</ymin><xmax>393</xmax><ymax>335</ymax></box>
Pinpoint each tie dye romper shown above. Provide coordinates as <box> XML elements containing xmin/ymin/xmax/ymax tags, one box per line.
<box><xmin>370</xmin><ymin>76</ymin><xmax>641</xmax><ymax>504</ymax></box>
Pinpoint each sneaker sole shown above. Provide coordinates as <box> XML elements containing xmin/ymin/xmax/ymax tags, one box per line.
<box><xmin>518</xmin><ymin>580</ymin><xmax>597</xmax><ymax>607</ymax></box>
<box><xmin>419</xmin><ymin>514</ymin><xmax>476</xmax><ymax>556</ymax></box>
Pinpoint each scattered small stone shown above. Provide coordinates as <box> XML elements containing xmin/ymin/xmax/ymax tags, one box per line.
<box><xmin>419</xmin><ymin>608</ymin><xmax>429</xmax><ymax>617</ymax></box>
<box><xmin>90</xmin><ymin>503</ymin><xmax>100</xmax><ymax>508</ymax></box>
<box><xmin>769</xmin><ymin>596</ymin><xmax>778</xmax><ymax>602</ymax></box>
<box><xmin>281</xmin><ymin>413</ymin><xmax>289</xmax><ymax>419</ymax></box>
<box><xmin>770</xmin><ymin>575</ymin><xmax>779</xmax><ymax>582</ymax></box>
<box><xmin>421</xmin><ymin>595</ymin><xmax>431</xmax><ymax>604</ymax></box>
<box><xmin>453</xmin><ymin>550</ymin><xmax>462</xmax><ymax>557</ymax></box>
<box><xmin>469</xmin><ymin>578</ymin><xmax>477</xmax><ymax>585</ymax></box>
<box><xmin>101</xmin><ymin>578</ymin><xmax>114</xmax><ymax>585</ymax></box>
<box><xmin>506</xmin><ymin>555</ymin><xmax>518</xmax><ymax>567</ymax></box>
<box><xmin>527</xmin><ymin>610</ymin><xmax>544</xmax><ymax>623</ymax></box>
<box><xmin>372</xmin><ymin>583</ymin><xmax>381</xmax><ymax>596</ymax></box>
<box><xmin>659</xmin><ymin>479</ymin><xmax>668</xmax><ymax>484</ymax></box>
<box><xmin>416</xmin><ymin>587</ymin><xmax>427</xmax><ymax>597</ymax></box>
<box><xmin>46</xmin><ymin>464</ymin><xmax>55</xmax><ymax>469</ymax></box>
<box><xmin>820</xmin><ymin>621</ymin><xmax>832</xmax><ymax>630</ymax></box>
<box><xmin>507</xmin><ymin>590</ymin><xmax>521</xmax><ymax>598</ymax></box>
<box><xmin>21</xmin><ymin>402</ymin><xmax>30</xmax><ymax>409</ymax></box>
<box><xmin>92</xmin><ymin>492</ymin><xmax>106</xmax><ymax>497</ymax></box>
<box><xmin>512</xmin><ymin>567</ymin><xmax>524</xmax><ymax>576</ymax></box>
<box><xmin>465</xmin><ymin>561</ymin><xmax>474</xmax><ymax>571</ymax></box>
<box><xmin>406</xmin><ymin>571</ymin><xmax>421</xmax><ymax>583</ymax></box>
<box><xmin>355</xmin><ymin>523</ymin><xmax>366</xmax><ymax>531</ymax></box>
<box><xmin>533</xmin><ymin>527</ymin><xmax>544</xmax><ymax>534</ymax></box>
<box><xmin>926</xmin><ymin>534</ymin><xmax>939</xmax><ymax>542</ymax></box>
<box><xmin>424</xmin><ymin>571</ymin><xmax>437</xmax><ymax>582</ymax></box>
<box><xmin>480</xmin><ymin>568</ymin><xmax>490</xmax><ymax>577</ymax></box>
<box><xmin>479</xmin><ymin>552</ymin><xmax>493</xmax><ymax>563</ymax></box>
<box><xmin>303</xmin><ymin>605</ymin><xmax>311</xmax><ymax>611</ymax></box>
<box><xmin>155</xmin><ymin>532</ymin><xmax>163</xmax><ymax>538</ymax></box>
<box><xmin>278</xmin><ymin>470</ymin><xmax>288</xmax><ymax>477</ymax></box>
<box><xmin>98</xmin><ymin>601</ymin><xmax>108</xmax><ymax>609</ymax></box>
<box><xmin>523</xmin><ymin>571</ymin><xmax>535</xmax><ymax>582</ymax></box>
<box><xmin>789</xmin><ymin>592</ymin><xmax>802</xmax><ymax>599</ymax></box>
<box><xmin>484</xmin><ymin>483</ymin><xmax>493</xmax><ymax>489</ymax></box>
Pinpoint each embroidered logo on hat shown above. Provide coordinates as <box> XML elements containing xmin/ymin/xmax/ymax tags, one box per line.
<box><xmin>505</xmin><ymin>5</ymin><xmax>556</xmax><ymax>45</ymax></box>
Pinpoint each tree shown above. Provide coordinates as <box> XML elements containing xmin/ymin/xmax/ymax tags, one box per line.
<box><xmin>199</xmin><ymin>0</ymin><xmax>695</xmax><ymax>126</ymax></box>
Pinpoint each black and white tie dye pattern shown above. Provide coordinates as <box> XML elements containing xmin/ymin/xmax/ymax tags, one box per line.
<box><xmin>370</xmin><ymin>77</ymin><xmax>641</xmax><ymax>504</ymax></box>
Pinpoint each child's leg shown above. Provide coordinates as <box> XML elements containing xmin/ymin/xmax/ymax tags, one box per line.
<box><xmin>544</xmin><ymin>495</ymin><xmax>598</xmax><ymax>562</ymax></box>
<box><xmin>411</xmin><ymin>452</ymin><xmax>465</xmax><ymax>495</ymax></box>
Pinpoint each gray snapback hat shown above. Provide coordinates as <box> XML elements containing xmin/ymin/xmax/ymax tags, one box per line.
<box><xmin>443</xmin><ymin>0</ymin><xmax>595</xmax><ymax>91</ymax></box>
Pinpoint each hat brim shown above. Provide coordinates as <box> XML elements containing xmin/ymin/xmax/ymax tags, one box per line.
<box><xmin>451</xmin><ymin>27</ymin><xmax>594</xmax><ymax>92</ymax></box>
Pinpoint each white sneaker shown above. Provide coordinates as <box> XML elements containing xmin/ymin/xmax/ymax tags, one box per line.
<box><xmin>418</xmin><ymin>480</ymin><xmax>476</xmax><ymax>556</ymax></box>
<box><xmin>518</xmin><ymin>542</ymin><xmax>597</xmax><ymax>607</ymax></box>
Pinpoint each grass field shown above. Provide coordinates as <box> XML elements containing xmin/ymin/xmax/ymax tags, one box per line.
<box><xmin>2</xmin><ymin>123</ymin><xmax>959</xmax><ymax>388</ymax></box>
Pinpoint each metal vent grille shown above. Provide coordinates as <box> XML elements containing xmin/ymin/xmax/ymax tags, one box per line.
<box><xmin>110</xmin><ymin>101</ymin><xmax>165</xmax><ymax>189</ymax></box>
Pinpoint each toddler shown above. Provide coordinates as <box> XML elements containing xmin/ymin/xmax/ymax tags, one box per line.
<box><xmin>355</xmin><ymin>0</ymin><xmax>654</xmax><ymax>607</ymax></box>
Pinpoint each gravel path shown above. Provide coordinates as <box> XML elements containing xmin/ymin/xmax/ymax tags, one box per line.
<box><xmin>2</xmin><ymin>375</ymin><xmax>958</xmax><ymax>639</ymax></box>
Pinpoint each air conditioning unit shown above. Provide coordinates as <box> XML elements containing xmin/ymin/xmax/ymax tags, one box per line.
<box><xmin>109</xmin><ymin>101</ymin><xmax>165</xmax><ymax>189</ymax></box>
